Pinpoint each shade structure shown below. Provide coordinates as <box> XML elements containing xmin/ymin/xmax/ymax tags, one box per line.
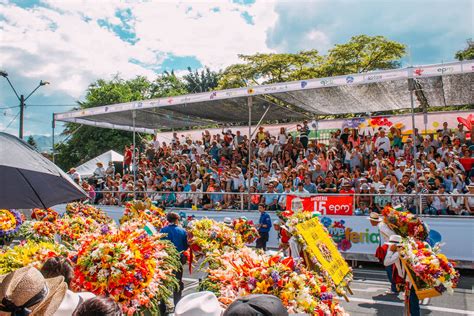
<box><xmin>75</xmin><ymin>150</ymin><xmax>124</xmax><ymax>178</ymax></box>
<box><xmin>54</xmin><ymin>61</ymin><xmax>474</xmax><ymax>132</ymax></box>
<box><xmin>0</xmin><ymin>132</ymin><xmax>87</xmax><ymax>209</ymax></box>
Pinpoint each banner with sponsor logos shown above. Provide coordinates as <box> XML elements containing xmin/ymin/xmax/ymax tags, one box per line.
<box><xmin>318</xmin><ymin>215</ymin><xmax>474</xmax><ymax>266</ymax></box>
<box><xmin>295</xmin><ymin>217</ymin><xmax>351</xmax><ymax>285</ymax></box>
<box><xmin>286</xmin><ymin>195</ymin><xmax>354</xmax><ymax>215</ymax></box>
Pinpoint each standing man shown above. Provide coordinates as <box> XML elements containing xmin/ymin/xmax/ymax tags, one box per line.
<box><xmin>368</xmin><ymin>212</ymin><xmax>397</xmax><ymax>294</ymax></box>
<box><xmin>160</xmin><ymin>212</ymin><xmax>188</xmax><ymax>305</ymax></box>
<box><xmin>384</xmin><ymin>235</ymin><xmax>420</xmax><ymax>316</ymax></box>
<box><xmin>256</xmin><ymin>203</ymin><xmax>272</xmax><ymax>251</ymax></box>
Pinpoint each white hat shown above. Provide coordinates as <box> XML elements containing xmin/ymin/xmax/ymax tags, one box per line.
<box><xmin>174</xmin><ymin>291</ymin><xmax>223</xmax><ymax>316</ymax></box>
<box><xmin>54</xmin><ymin>290</ymin><xmax>96</xmax><ymax>316</ymax></box>
<box><xmin>223</xmin><ymin>217</ymin><xmax>232</xmax><ymax>224</ymax></box>
<box><xmin>387</xmin><ymin>235</ymin><xmax>402</xmax><ymax>245</ymax></box>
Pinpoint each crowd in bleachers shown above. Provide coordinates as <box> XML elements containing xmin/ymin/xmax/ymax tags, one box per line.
<box><xmin>68</xmin><ymin>120</ymin><xmax>474</xmax><ymax>215</ymax></box>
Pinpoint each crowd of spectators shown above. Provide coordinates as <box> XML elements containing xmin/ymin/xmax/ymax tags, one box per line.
<box><xmin>69</xmin><ymin>120</ymin><xmax>474</xmax><ymax>215</ymax></box>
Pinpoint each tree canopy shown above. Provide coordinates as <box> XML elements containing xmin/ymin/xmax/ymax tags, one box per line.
<box><xmin>455</xmin><ymin>39</ymin><xmax>474</xmax><ymax>61</ymax></box>
<box><xmin>217</xmin><ymin>35</ymin><xmax>406</xmax><ymax>89</ymax></box>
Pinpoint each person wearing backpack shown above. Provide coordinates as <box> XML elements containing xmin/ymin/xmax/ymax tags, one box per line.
<box><xmin>368</xmin><ymin>212</ymin><xmax>398</xmax><ymax>294</ymax></box>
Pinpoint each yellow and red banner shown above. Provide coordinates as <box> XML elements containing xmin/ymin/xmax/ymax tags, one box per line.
<box><xmin>295</xmin><ymin>217</ymin><xmax>351</xmax><ymax>285</ymax></box>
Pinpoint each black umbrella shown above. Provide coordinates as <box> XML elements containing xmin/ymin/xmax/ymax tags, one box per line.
<box><xmin>0</xmin><ymin>132</ymin><xmax>87</xmax><ymax>209</ymax></box>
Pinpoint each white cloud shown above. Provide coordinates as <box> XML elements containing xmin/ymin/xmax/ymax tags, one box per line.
<box><xmin>0</xmin><ymin>0</ymin><xmax>278</xmax><ymax>101</ymax></box>
<box><xmin>302</xmin><ymin>29</ymin><xmax>330</xmax><ymax>52</ymax></box>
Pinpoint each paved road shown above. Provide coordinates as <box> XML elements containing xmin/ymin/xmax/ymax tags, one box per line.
<box><xmin>182</xmin><ymin>264</ymin><xmax>474</xmax><ymax>315</ymax></box>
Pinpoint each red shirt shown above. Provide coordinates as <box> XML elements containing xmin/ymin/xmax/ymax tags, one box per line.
<box><xmin>124</xmin><ymin>149</ymin><xmax>132</xmax><ymax>165</ymax></box>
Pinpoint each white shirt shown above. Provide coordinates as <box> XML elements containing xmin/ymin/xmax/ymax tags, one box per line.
<box><xmin>375</xmin><ymin>136</ymin><xmax>391</xmax><ymax>152</ymax></box>
<box><xmin>377</xmin><ymin>222</ymin><xmax>395</xmax><ymax>243</ymax></box>
<box><xmin>384</xmin><ymin>248</ymin><xmax>411</xmax><ymax>286</ymax></box>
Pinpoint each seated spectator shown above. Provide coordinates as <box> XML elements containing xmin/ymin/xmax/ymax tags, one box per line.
<box><xmin>73</xmin><ymin>297</ymin><xmax>121</xmax><ymax>316</ymax></box>
<box><xmin>355</xmin><ymin>184</ymin><xmax>372</xmax><ymax>216</ymax></box>
<box><xmin>447</xmin><ymin>189</ymin><xmax>468</xmax><ymax>215</ymax></box>
<box><xmin>464</xmin><ymin>184</ymin><xmax>474</xmax><ymax>215</ymax></box>
<box><xmin>40</xmin><ymin>256</ymin><xmax>96</xmax><ymax>316</ymax></box>
<box><xmin>374</xmin><ymin>185</ymin><xmax>391</xmax><ymax>212</ymax></box>
<box><xmin>263</xmin><ymin>183</ymin><xmax>279</xmax><ymax>210</ymax></box>
<box><xmin>294</xmin><ymin>182</ymin><xmax>309</xmax><ymax>196</ymax></box>
<box><xmin>302</xmin><ymin>174</ymin><xmax>317</xmax><ymax>193</ymax></box>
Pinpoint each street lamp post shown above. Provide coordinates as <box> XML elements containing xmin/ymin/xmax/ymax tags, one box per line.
<box><xmin>0</xmin><ymin>70</ymin><xmax>49</xmax><ymax>139</ymax></box>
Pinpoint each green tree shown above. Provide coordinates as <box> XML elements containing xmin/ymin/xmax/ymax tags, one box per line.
<box><xmin>455</xmin><ymin>39</ymin><xmax>474</xmax><ymax>61</ymax></box>
<box><xmin>55</xmin><ymin>74</ymin><xmax>186</xmax><ymax>170</ymax></box>
<box><xmin>183</xmin><ymin>67</ymin><xmax>221</xmax><ymax>93</ymax></box>
<box><xmin>218</xmin><ymin>50</ymin><xmax>324</xmax><ymax>89</ymax></box>
<box><xmin>218</xmin><ymin>35</ymin><xmax>406</xmax><ymax>88</ymax></box>
<box><xmin>26</xmin><ymin>135</ymin><xmax>37</xmax><ymax>149</ymax></box>
<box><xmin>321</xmin><ymin>35</ymin><xmax>406</xmax><ymax>76</ymax></box>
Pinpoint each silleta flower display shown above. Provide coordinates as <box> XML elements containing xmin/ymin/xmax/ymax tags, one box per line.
<box><xmin>0</xmin><ymin>209</ymin><xmax>23</xmax><ymax>244</ymax></box>
<box><xmin>382</xmin><ymin>206</ymin><xmax>429</xmax><ymax>241</ymax></box>
<box><xmin>31</xmin><ymin>208</ymin><xmax>59</xmax><ymax>223</ymax></box>
<box><xmin>199</xmin><ymin>247</ymin><xmax>347</xmax><ymax>316</ymax></box>
<box><xmin>72</xmin><ymin>228</ymin><xmax>180</xmax><ymax>315</ymax></box>
<box><xmin>399</xmin><ymin>237</ymin><xmax>459</xmax><ymax>295</ymax></box>
<box><xmin>232</xmin><ymin>217</ymin><xmax>259</xmax><ymax>244</ymax></box>
<box><xmin>0</xmin><ymin>240</ymin><xmax>68</xmax><ymax>274</ymax></box>
<box><xmin>120</xmin><ymin>199</ymin><xmax>166</xmax><ymax>231</ymax></box>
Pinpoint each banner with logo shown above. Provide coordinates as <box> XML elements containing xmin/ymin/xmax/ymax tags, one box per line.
<box><xmin>295</xmin><ymin>217</ymin><xmax>351</xmax><ymax>285</ymax></box>
<box><xmin>286</xmin><ymin>195</ymin><xmax>353</xmax><ymax>215</ymax></box>
<box><xmin>318</xmin><ymin>215</ymin><xmax>474</xmax><ymax>266</ymax></box>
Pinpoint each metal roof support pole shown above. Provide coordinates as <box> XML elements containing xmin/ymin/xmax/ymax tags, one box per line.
<box><xmin>408</xmin><ymin>77</ymin><xmax>419</xmax><ymax>214</ymax></box>
<box><xmin>247</xmin><ymin>97</ymin><xmax>252</xmax><ymax>212</ymax></box>
<box><xmin>132</xmin><ymin>110</ymin><xmax>137</xmax><ymax>200</ymax></box>
<box><xmin>51</xmin><ymin>114</ymin><xmax>56</xmax><ymax>163</ymax></box>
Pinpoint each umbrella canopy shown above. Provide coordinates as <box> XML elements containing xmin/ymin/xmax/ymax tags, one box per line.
<box><xmin>0</xmin><ymin>132</ymin><xmax>87</xmax><ymax>209</ymax></box>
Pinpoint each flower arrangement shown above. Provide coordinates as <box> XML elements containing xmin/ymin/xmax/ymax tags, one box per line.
<box><xmin>18</xmin><ymin>221</ymin><xmax>57</xmax><ymax>243</ymax></box>
<box><xmin>31</xmin><ymin>208</ymin><xmax>59</xmax><ymax>223</ymax></box>
<box><xmin>284</xmin><ymin>212</ymin><xmax>353</xmax><ymax>296</ymax></box>
<box><xmin>120</xmin><ymin>200</ymin><xmax>166</xmax><ymax>231</ymax></box>
<box><xmin>0</xmin><ymin>209</ymin><xmax>23</xmax><ymax>244</ymax></box>
<box><xmin>0</xmin><ymin>240</ymin><xmax>68</xmax><ymax>274</ymax></box>
<box><xmin>232</xmin><ymin>218</ymin><xmax>259</xmax><ymax>244</ymax></box>
<box><xmin>186</xmin><ymin>218</ymin><xmax>243</xmax><ymax>257</ymax></box>
<box><xmin>65</xmin><ymin>202</ymin><xmax>112</xmax><ymax>225</ymax></box>
<box><xmin>72</xmin><ymin>228</ymin><xmax>180</xmax><ymax>315</ymax></box>
<box><xmin>382</xmin><ymin>206</ymin><xmax>429</xmax><ymax>241</ymax></box>
<box><xmin>399</xmin><ymin>237</ymin><xmax>459</xmax><ymax>295</ymax></box>
<box><xmin>199</xmin><ymin>247</ymin><xmax>347</xmax><ymax>316</ymax></box>
<box><xmin>57</xmin><ymin>215</ymin><xmax>101</xmax><ymax>245</ymax></box>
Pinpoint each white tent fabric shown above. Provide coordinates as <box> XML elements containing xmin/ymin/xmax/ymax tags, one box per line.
<box><xmin>75</xmin><ymin>150</ymin><xmax>123</xmax><ymax>178</ymax></box>
<box><xmin>54</xmin><ymin>61</ymin><xmax>474</xmax><ymax>132</ymax></box>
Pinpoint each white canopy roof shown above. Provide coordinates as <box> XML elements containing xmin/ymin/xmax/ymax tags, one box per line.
<box><xmin>75</xmin><ymin>150</ymin><xmax>123</xmax><ymax>178</ymax></box>
<box><xmin>55</xmin><ymin>61</ymin><xmax>474</xmax><ymax>133</ymax></box>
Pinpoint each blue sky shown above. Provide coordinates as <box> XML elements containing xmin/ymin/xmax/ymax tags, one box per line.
<box><xmin>0</xmin><ymin>0</ymin><xmax>472</xmax><ymax>138</ymax></box>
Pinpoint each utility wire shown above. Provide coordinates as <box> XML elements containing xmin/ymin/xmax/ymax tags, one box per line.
<box><xmin>1</xmin><ymin>111</ymin><xmax>20</xmax><ymax>132</ymax></box>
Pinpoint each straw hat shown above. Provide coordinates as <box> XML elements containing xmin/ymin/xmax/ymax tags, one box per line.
<box><xmin>0</xmin><ymin>267</ymin><xmax>67</xmax><ymax>316</ymax></box>
<box><xmin>367</xmin><ymin>212</ymin><xmax>382</xmax><ymax>222</ymax></box>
